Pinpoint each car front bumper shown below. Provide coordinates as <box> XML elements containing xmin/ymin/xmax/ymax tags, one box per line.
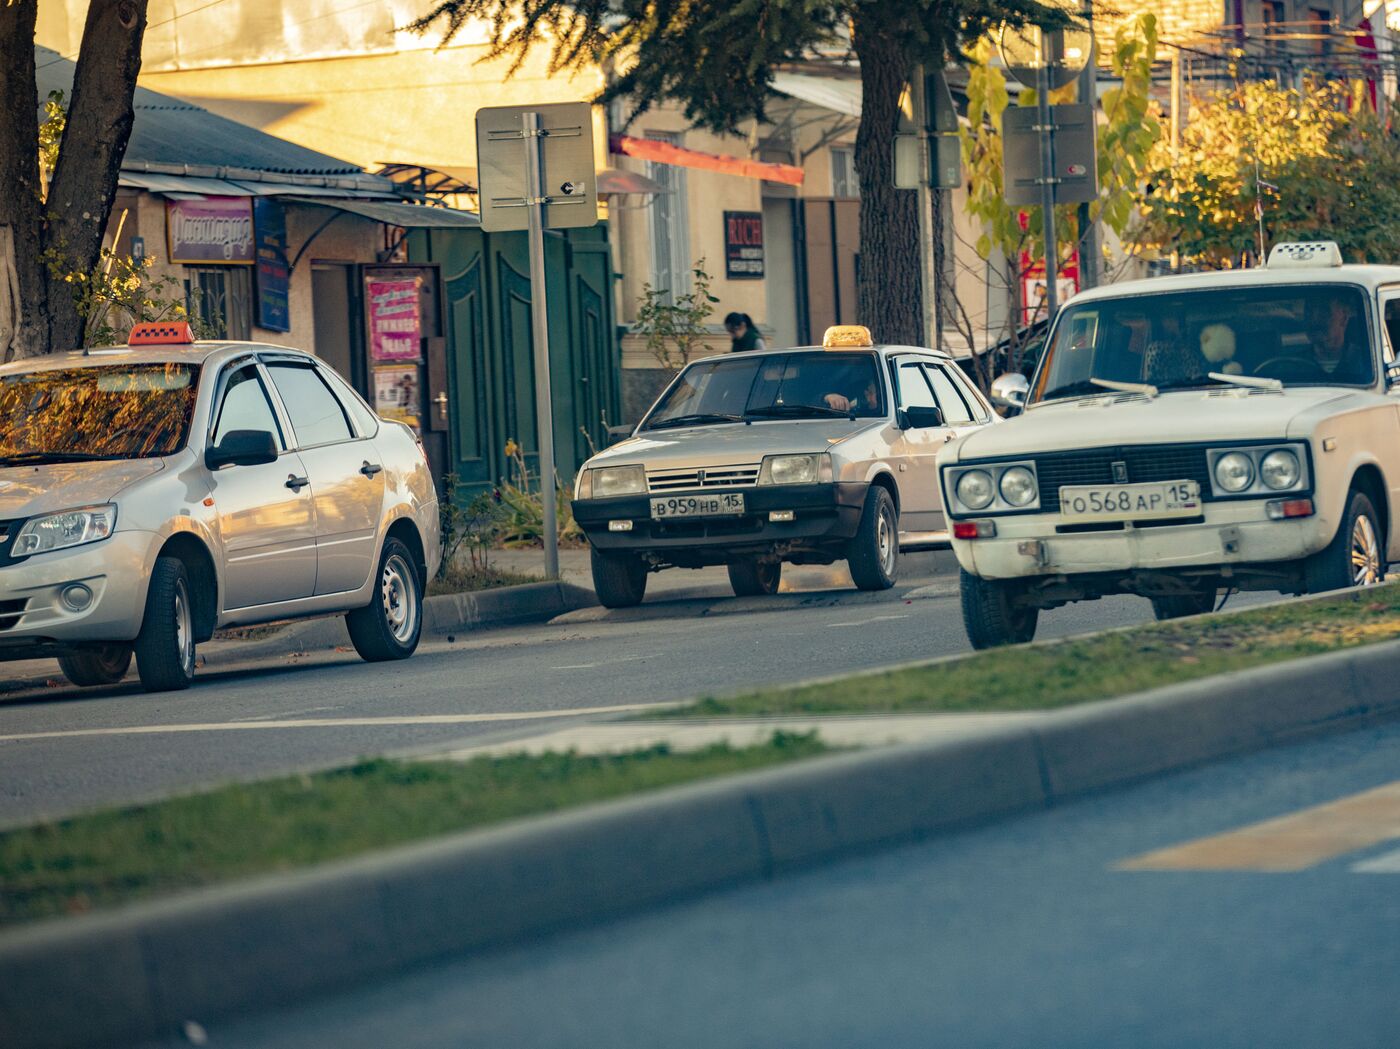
<box><xmin>950</xmin><ymin>499</ymin><xmax>1334</xmax><ymax>582</ymax></box>
<box><xmin>573</xmin><ymin>482</ymin><xmax>868</xmax><ymax>561</ymax></box>
<box><xmin>0</xmin><ymin>530</ymin><xmax>155</xmax><ymax>656</ymax></box>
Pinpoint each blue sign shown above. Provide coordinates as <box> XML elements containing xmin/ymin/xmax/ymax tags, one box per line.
<box><xmin>253</xmin><ymin>198</ymin><xmax>290</xmax><ymax>333</ymax></box>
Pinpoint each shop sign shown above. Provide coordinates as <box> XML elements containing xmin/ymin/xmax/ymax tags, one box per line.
<box><xmin>724</xmin><ymin>211</ymin><xmax>764</xmax><ymax>279</ymax></box>
<box><xmin>366</xmin><ymin>278</ymin><xmax>422</xmax><ymax>362</ymax></box>
<box><xmin>166</xmin><ymin>196</ymin><xmax>254</xmax><ymax>264</ymax></box>
<box><xmin>252</xmin><ymin>199</ymin><xmax>290</xmax><ymax>332</ymax></box>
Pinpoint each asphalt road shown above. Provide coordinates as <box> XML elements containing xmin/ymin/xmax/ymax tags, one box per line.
<box><xmin>0</xmin><ymin>553</ymin><xmax>1266</xmax><ymax>827</ymax></box>
<box><xmin>142</xmin><ymin>717</ymin><xmax>1400</xmax><ymax>1049</ymax></box>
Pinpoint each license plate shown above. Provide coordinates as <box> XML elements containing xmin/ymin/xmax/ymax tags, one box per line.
<box><xmin>650</xmin><ymin>493</ymin><xmax>746</xmax><ymax>519</ymax></box>
<box><xmin>1059</xmin><ymin>481</ymin><xmax>1201</xmax><ymax>522</ymax></box>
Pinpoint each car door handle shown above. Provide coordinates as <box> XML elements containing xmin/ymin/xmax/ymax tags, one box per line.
<box><xmin>285</xmin><ymin>474</ymin><xmax>310</xmax><ymax>491</ymax></box>
<box><xmin>360</xmin><ymin>461</ymin><xmax>383</xmax><ymax>478</ymax></box>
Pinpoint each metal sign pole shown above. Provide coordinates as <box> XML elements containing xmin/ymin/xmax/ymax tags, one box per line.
<box><xmin>1036</xmin><ymin>40</ymin><xmax>1059</xmax><ymax>319</ymax></box>
<box><xmin>523</xmin><ymin>110</ymin><xmax>560</xmax><ymax>580</ymax></box>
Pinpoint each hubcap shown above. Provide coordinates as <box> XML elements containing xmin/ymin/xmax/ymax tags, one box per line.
<box><xmin>877</xmin><ymin>505</ymin><xmax>896</xmax><ymax>575</ymax></box>
<box><xmin>1351</xmin><ymin>514</ymin><xmax>1383</xmax><ymax>586</ymax></box>
<box><xmin>381</xmin><ymin>553</ymin><xmax>419</xmax><ymax>644</ymax></box>
<box><xmin>174</xmin><ymin>579</ymin><xmax>194</xmax><ymax>674</ymax></box>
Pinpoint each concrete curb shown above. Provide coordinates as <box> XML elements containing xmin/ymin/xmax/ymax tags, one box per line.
<box><xmin>5</xmin><ymin>638</ymin><xmax>1400</xmax><ymax>1048</ymax></box>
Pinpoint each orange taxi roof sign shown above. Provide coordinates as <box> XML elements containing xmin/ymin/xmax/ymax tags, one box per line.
<box><xmin>128</xmin><ymin>321</ymin><xmax>195</xmax><ymax>346</ymax></box>
<box><xmin>822</xmin><ymin>325</ymin><xmax>873</xmax><ymax>349</ymax></box>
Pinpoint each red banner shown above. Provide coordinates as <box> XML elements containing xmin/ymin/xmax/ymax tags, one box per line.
<box><xmin>610</xmin><ymin>135</ymin><xmax>804</xmax><ymax>186</ymax></box>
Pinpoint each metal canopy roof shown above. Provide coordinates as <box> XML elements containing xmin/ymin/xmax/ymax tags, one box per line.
<box><xmin>281</xmin><ymin>197</ymin><xmax>481</xmax><ymax>228</ymax></box>
<box><xmin>770</xmin><ymin>73</ymin><xmax>863</xmax><ymax>118</ymax></box>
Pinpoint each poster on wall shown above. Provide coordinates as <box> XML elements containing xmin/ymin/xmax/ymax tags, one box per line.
<box><xmin>373</xmin><ymin>365</ymin><xmax>421</xmax><ymax>433</ymax></box>
<box><xmin>366</xmin><ymin>278</ymin><xmax>422</xmax><ymax>361</ymax></box>
<box><xmin>166</xmin><ymin>196</ymin><xmax>254</xmax><ymax>264</ymax></box>
<box><xmin>252</xmin><ymin>198</ymin><xmax>290</xmax><ymax>332</ymax></box>
<box><xmin>723</xmin><ymin>211</ymin><xmax>764</xmax><ymax>279</ymax></box>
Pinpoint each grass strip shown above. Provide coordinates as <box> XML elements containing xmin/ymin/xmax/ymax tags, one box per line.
<box><xmin>0</xmin><ymin>732</ymin><xmax>825</xmax><ymax>927</ymax></box>
<box><xmin>427</xmin><ymin>563</ymin><xmax>537</xmax><ymax>597</ymax></box>
<box><xmin>668</xmin><ymin>585</ymin><xmax>1400</xmax><ymax>719</ymax></box>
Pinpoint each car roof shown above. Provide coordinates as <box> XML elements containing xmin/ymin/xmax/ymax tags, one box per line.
<box><xmin>0</xmin><ymin>341</ymin><xmax>312</xmax><ymax>375</ymax></box>
<box><xmin>714</xmin><ymin>344</ymin><xmax>953</xmax><ymax>360</ymax></box>
<box><xmin>1066</xmin><ymin>264</ymin><xmax>1400</xmax><ymax>308</ymax></box>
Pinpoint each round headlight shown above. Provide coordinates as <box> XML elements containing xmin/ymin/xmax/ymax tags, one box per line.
<box><xmin>999</xmin><ymin>466</ymin><xmax>1037</xmax><ymax>507</ymax></box>
<box><xmin>1214</xmin><ymin>452</ymin><xmax>1255</xmax><ymax>493</ymax></box>
<box><xmin>956</xmin><ymin>470</ymin><xmax>995</xmax><ymax>510</ymax></box>
<box><xmin>1260</xmin><ymin>449</ymin><xmax>1301</xmax><ymax>490</ymax></box>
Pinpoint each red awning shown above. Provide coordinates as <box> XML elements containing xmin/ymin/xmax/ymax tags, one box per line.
<box><xmin>609</xmin><ymin>135</ymin><xmax>804</xmax><ymax>186</ymax></box>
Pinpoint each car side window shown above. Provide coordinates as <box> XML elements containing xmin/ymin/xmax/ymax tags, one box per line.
<box><xmin>213</xmin><ymin>365</ymin><xmax>284</xmax><ymax>449</ymax></box>
<box><xmin>896</xmin><ymin>361</ymin><xmax>938</xmax><ymax>410</ymax></box>
<box><xmin>925</xmin><ymin>364</ymin><xmax>976</xmax><ymax>425</ymax></box>
<box><xmin>320</xmin><ymin>367</ymin><xmax>380</xmax><ymax>437</ymax></box>
<box><xmin>1381</xmin><ymin>293</ymin><xmax>1400</xmax><ymax>366</ymax></box>
<box><xmin>265</xmin><ymin>362</ymin><xmax>354</xmax><ymax>447</ymax></box>
<box><xmin>944</xmin><ymin>364</ymin><xmax>992</xmax><ymax>422</ymax></box>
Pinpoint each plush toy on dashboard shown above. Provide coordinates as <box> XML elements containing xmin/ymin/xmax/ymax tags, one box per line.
<box><xmin>1199</xmin><ymin>322</ymin><xmax>1243</xmax><ymax>375</ymax></box>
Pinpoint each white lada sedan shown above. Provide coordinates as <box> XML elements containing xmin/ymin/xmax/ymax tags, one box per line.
<box><xmin>572</xmin><ymin>326</ymin><xmax>997</xmax><ymax>606</ymax></box>
<box><xmin>942</xmin><ymin>241</ymin><xmax>1400</xmax><ymax>648</ymax></box>
<box><xmin>0</xmin><ymin>324</ymin><xmax>440</xmax><ymax>691</ymax></box>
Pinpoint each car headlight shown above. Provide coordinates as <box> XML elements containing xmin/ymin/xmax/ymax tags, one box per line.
<box><xmin>12</xmin><ymin>505</ymin><xmax>117</xmax><ymax>557</ymax></box>
<box><xmin>956</xmin><ymin>470</ymin><xmax>995</xmax><ymax>510</ymax></box>
<box><xmin>1214</xmin><ymin>452</ymin><xmax>1254</xmax><ymax>493</ymax></box>
<box><xmin>758</xmin><ymin>453</ymin><xmax>832</xmax><ymax>485</ymax></box>
<box><xmin>589</xmin><ymin>465</ymin><xmax>647</xmax><ymax>498</ymax></box>
<box><xmin>1260</xmin><ymin>449</ymin><xmax>1301</xmax><ymax>490</ymax></box>
<box><xmin>999</xmin><ymin>466</ymin><xmax>1037</xmax><ymax>508</ymax></box>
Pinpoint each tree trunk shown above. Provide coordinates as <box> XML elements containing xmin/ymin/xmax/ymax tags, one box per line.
<box><xmin>44</xmin><ymin>0</ymin><xmax>149</xmax><ymax>353</ymax></box>
<box><xmin>0</xmin><ymin>0</ymin><xmax>52</xmax><ymax>360</ymax></box>
<box><xmin>851</xmin><ymin>16</ymin><xmax>922</xmax><ymax>346</ymax></box>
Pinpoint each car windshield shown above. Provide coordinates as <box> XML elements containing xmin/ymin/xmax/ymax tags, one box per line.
<box><xmin>643</xmin><ymin>352</ymin><xmax>884</xmax><ymax>429</ymax></box>
<box><xmin>0</xmin><ymin>363</ymin><xmax>199</xmax><ymax>463</ymax></box>
<box><xmin>1032</xmin><ymin>284</ymin><xmax>1375</xmax><ymax>403</ymax></box>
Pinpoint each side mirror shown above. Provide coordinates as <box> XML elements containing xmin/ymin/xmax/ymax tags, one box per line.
<box><xmin>902</xmin><ymin>405</ymin><xmax>944</xmax><ymax>429</ymax></box>
<box><xmin>205</xmin><ymin>429</ymin><xmax>278</xmax><ymax>470</ymax></box>
<box><xmin>990</xmin><ymin>373</ymin><xmax>1030</xmax><ymax>410</ymax></box>
<box><xmin>605</xmin><ymin>424</ymin><xmax>633</xmax><ymax>447</ymax></box>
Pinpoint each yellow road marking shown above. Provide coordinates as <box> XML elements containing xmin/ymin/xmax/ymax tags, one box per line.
<box><xmin>1119</xmin><ymin>780</ymin><xmax>1400</xmax><ymax>872</ymax></box>
<box><xmin>0</xmin><ymin>703</ymin><xmax>669</xmax><ymax>743</ymax></box>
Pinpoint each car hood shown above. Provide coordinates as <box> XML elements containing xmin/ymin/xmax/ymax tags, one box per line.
<box><xmin>953</xmin><ymin>387</ymin><xmax>1358</xmax><ymax>461</ymax></box>
<box><xmin>0</xmin><ymin>459</ymin><xmax>165</xmax><ymax>520</ymax></box>
<box><xmin>587</xmin><ymin>418</ymin><xmax>885</xmax><ymax>470</ymax></box>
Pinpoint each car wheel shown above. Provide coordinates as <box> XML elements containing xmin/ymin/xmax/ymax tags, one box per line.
<box><xmin>728</xmin><ymin>559</ymin><xmax>781</xmax><ymax>597</ymax></box>
<box><xmin>590</xmin><ymin>546</ymin><xmax>647</xmax><ymax>608</ymax></box>
<box><xmin>960</xmin><ymin>569</ymin><xmax>1039</xmax><ymax>649</ymax></box>
<box><xmin>1150</xmin><ymin>590</ymin><xmax>1217</xmax><ymax>621</ymax></box>
<box><xmin>346</xmin><ymin>537</ymin><xmax>423</xmax><ymax>662</ymax></box>
<box><xmin>1304</xmin><ymin>489</ymin><xmax>1386</xmax><ymax>594</ymax></box>
<box><xmin>847</xmin><ymin>486</ymin><xmax>899</xmax><ymax>591</ymax></box>
<box><xmin>58</xmin><ymin>645</ymin><xmax>133</xmax><ymax>688</ymax></box>
<box><xmin>133</xmin><ymin>556</ymin><xmax>196</xmax><ymax>692</ymax></box>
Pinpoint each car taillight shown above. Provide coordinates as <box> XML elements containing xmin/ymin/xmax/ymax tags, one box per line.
<box><xmin>953</xmin><ymin>520</ymin><xmax>997</xmax><ymax>540</ymax></box>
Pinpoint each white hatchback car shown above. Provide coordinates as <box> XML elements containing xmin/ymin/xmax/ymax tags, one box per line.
<box><xmin>942</xmin><ymin>242</ymin><xmax>1400</xmax><ymax>647</ymax></box>
<box><xmin>0</xmin><ymin>324</ymin><xmax>440</xmax><ymax>691</ymax></box>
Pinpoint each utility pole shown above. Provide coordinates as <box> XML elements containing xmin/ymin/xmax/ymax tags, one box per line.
<box><xmin>1075</xmin><ymin>0</ymin><xmax>1098</xmax><ymax>291</ymax></box>
<box><xmin>1035</xmin><ymin>39</ymin><xmax>1059</xmax><ymax>318</ymax></box>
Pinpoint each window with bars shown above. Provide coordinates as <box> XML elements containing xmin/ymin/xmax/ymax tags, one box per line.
<box><xmin>831</xmin><ymin>146</ymin><xmax>859</xmax><ymax>199</ymax></box>
<box><xmin>184</xmin><ymin>266</ymin><xmax>251</xmax><ymax>340</ymax></box>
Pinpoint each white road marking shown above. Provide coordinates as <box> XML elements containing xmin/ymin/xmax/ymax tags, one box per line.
<box><xmin>552</xmin><ymin>655</ymin><xmax>647</xmax><ymax>670</ymax></box>
<box><xmin>0</xmin><ymin>702</ymin><xmax>672</xmax><ymax>743</ymax></box>
<box><xmin>1352</xmin><ymin>846</ymin><xmax>1400</xmax><ymax>873</ymax></box>
<box><xmin>826</xmin><ymin>614</ymin><xmax>911</xmax><ymax>628</ymax></box>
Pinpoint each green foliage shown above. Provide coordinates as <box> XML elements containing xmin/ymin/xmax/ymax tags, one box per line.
<box><xmin>633</xmin><ymin>260</ymin><xmax>719</xmax><ymax>371</ymax></box>
<box><xmin>494</xmin><ymin>439</ymin><xmax>582</xmax><ymax>549</ymax></box>
<box><xmin>45</xmin><ymin>247</ymin><xmax>213</xmax><ymax>348</ymax></box>
<box><xmin>37</xmin><ymin>89</ymin><xmax>65</xmax><ymax>192</ymax></box>
<box><xmin>1141</xmin><ymin>79</ymin><xmax>1400</xmax><ymax>266</ymax></box>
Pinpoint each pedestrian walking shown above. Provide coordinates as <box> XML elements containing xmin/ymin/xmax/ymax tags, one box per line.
<box><xmin>724</xmin><ymin>312</ymin><xmax>767</xmax><ymax>353</ymax></box>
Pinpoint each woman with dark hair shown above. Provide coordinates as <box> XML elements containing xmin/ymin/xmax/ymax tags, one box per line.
<box><xmin>724</xmin><ymin>312</ymin><xmax>767</xmax><ymax>353</ymax></box>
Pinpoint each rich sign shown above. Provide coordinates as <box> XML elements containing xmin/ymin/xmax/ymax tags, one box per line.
<box><xmin>166</xmin><ymin>196</ymin><xmax>254</xmax><ymax>264</ymax></box>
<box><xmin>724</xmin><ymin>211</ymin><xmax>764</xmax><ymax>280</ymax></box>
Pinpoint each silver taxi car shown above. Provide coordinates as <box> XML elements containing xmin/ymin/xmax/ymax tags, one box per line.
<box><xmin>572</xmin><ymin>326</ymin><xmax>997</xmax><ymax>606</ymax></box>
<box><xmin>943</xmin><ymin>241</ymin><xmax>1400</xmax><ymax>648</ymax></box>
<box><xmin>0</xmin><ymin>323</ymin><xmax>440</xmax><ymax>692</ymax></box>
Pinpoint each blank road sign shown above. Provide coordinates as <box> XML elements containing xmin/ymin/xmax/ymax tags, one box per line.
<box><xmin>475</xmin><ymin>102</ymin><xmax>599</xmax><ymax>233</ymax></box>
<box><xmin>1003</xmin><ymin>103</ymin><xmax>1098</xmax><ymax>207</ymax></box>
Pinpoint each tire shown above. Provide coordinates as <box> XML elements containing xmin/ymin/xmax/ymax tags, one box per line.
<box><xmin>134</xmin><ymin>557</ymin><xmax>196</xmax><ymax>692</ymax></box>
<box><xmin>1304</xmin><ymin>489</ymin><xmax>1386</xmax><ymax>594</ymax></box>
<box><xmin>346</xmin><ymin>537</ymin><xmax>424</xmax><ymax>662</ymax></box>
<box><xmin>58</xmin><ymin>645</ymin><xmax>132</xmax><ymax>688</ymax></box>
<box><xmin>728</xmin><ymin>559</ymin><xmax>782</xmax><ymax>597</ymax></box>
<box><xmin>590</xmin><ymin>546</ymin><xmax>647</xmax><ymax>608</ymax></box>
<box><xmin>1150</xmin><ymin>590</ymin><xmax>1217</xmax><ymax>621</ymax></box>
<box><xmin>960</xmin><ymin>569</ymin><xmax>1039</xmax><ymax>649</ymax></box>
<box><xmin>847</xmin><ymin>486</ymin><xmax>899</xmax><ymax>591</ymax></box>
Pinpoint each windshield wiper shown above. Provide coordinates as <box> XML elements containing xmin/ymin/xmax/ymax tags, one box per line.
<box><xmin>1206</xmin><ymin>370</ymin><xmax>1283</xmax><ymax>392</ymax></box>
<box><xmin>646</xmin><ymin>412</ymin><xmax>747</xmax><ymax>431</ymax></box>
<box><xmin>1089</xmin><ymin>377</ymin><xmax>1158</xmax><ymax>399</ymax></box>
<box><xmin>746</xmin><ymin>404</ymin><xmax>854</xmax><ymax>420</ymax></box>
<box><xmin>0</xmin><ymin>451</ymin><xmax>128</xmax><ymax>466</ymax></box>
